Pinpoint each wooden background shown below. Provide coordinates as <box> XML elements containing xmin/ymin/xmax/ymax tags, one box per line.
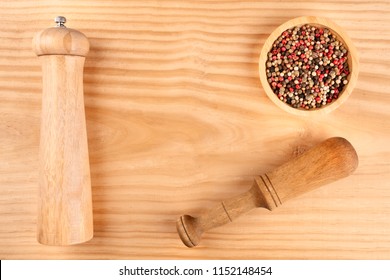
<box><xmin>1</xmin><ymin>0</ymin><xmax>390</xmax><ymax>259</ymax></box>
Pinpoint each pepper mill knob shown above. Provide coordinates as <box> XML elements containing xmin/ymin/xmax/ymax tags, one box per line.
<box><xmin>33</xmin><ymin>17</ymin><xmax>89</xmax><ymax>57</ymax></box>
<box><xmin>54</xmin><ymin>16</ymin><xmax>67</xmax><ymax>27</ymax></box>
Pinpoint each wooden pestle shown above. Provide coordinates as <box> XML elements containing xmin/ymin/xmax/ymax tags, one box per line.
<box><xmin>177</xmin><ymin>137</ymin><xmax>358</xmax><ymax>247</ymax></box>
<box><xmin>33</xmin><ymin>17</ymin><xmax>93</xmax><ymax>245</ymax></box>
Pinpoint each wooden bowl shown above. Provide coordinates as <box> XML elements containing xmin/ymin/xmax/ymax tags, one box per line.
<box><xmin>259</xmin><ymin>16</ymin><xmax>359</xmax><ymax>116</ymax></box>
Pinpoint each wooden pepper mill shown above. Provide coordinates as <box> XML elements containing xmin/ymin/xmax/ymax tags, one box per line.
<box><xmin>177</xmin><ymin>137</ymin><xmax>358</xmax><ymax>247</ymax></box>
<box><xmin>33</xmin><ymin>16</ymin><xmax>93</xmax><ymax>245</ymax></box>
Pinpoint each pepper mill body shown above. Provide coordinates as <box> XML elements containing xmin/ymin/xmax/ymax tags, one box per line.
<box><xmin>33</xmin><ymin>17</ymin><xmax>93</xmax><ymax>245</ymax></box>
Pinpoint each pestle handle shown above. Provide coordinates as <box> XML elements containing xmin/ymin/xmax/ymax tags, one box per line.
<box><xmin>33</xmin><ymin>17</ymin><xmax>93</xmax><ymax>245</ymax></box>
<box><xmin>177</xmin><ymin>137</ymin><xmax>358</xmax><ymax>247</ymax></box>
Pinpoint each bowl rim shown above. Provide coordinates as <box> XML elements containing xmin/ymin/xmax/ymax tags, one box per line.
<box><xmin>259</xmin><ymin>16</ymin><xmax>359</xmax><ymax>116</ymax></box>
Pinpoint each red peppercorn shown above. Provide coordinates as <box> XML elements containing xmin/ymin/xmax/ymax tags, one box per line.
<box><xmin>295</xmin><ymin>85</ymin><xmax>300</xmax><ymax>89</ymax></box>
<box><xmin>289</xmin><ymin>87</ymin><xmax>294</xmax><ymax>92</ymax></box>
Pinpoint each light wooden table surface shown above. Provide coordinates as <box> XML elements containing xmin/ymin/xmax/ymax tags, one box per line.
<box><xmin>1</xmin><ymin>0</ymin><xmax>389</xmax><ymax>259</ymax></box>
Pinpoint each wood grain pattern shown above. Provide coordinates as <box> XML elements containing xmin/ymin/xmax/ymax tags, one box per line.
<box><xmin>0</xmin><ymin>0</ymin><xmax>390</xmax><ymax>259</ymax></box>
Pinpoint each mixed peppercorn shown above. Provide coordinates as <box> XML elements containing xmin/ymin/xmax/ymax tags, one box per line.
<box><xmin>266</xmin><ymin>24</ymin><xmax>349</xmax><ymax>110</ymax></box>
